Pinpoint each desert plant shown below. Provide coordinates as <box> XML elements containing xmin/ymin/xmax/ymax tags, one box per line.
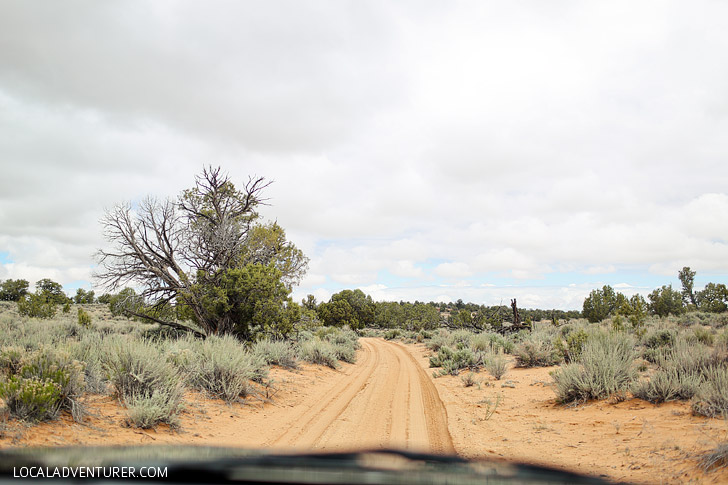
<box><xmin>77</xmin><ymin>307</ymin><xmax>92</xmax><ymax>327</ymax></box>
<box><xmin>104</xmin><ymin>337</ymin><xmax>185</xmax><ymax>427</ymax></box>
<box><xmin>554</xmin><ymin>329</ymin><xmax>589</xmax><ymax>363</ymax></box>
<box><xmin>252</xmin><ymin>339</ymin><xmax>298</xmax><ymax>369</ymax></box>
<box><xmin>692</xmin><ymin>366</ymin><xmax>728</xmax><ymax>418</ymax></box>
<box><xmin>0</xmin><ymin>346</ymin><xmax>25</xmax><ymax>376</ymax></box>
<box><xmin>691</xmin><ymin>326</ymin><xmax>715</xmax><ymax>345</ymax></box>
<box><xmin>125</xmin><ymin>387</ymin><xmax>184</xmax><ymax>429</ymax></box>
<box><xmin>553</xmin><ymin>332</ymin><xmax>636</xmax><ymax>403</ymax></box>
<box><xmin>643</xmin><ymin>328</ymin><xmax>677</xmax><ymax>349</ymax></box>
<box><xmin>514</xmin><ymin>339</ymin><xmax>558</xmax><ymax>367</ymax></box>
<box><xmin>0</xmin><ymin>347</ymin><xmax>86</xmax><ymax>421</ymax></box>
<box><xmin>470</xmin><ymin>332</ymin><xmax>513</xmax><ymax>354</ymax></box>
<box><xmin>701</xmin><ymin>441</ymin><xmax>728</xmax><ymax>471</ymax></box>
<box><xmin>299</xmin><ymin>338</ymin><xmax>339</xmax><ymax>369</ymax></box>
<box><xmin>0</xmin><ymin>377</ymin><xmax>62</xmax><ymax>421</ymax></box>
<box><xmin>17</xmin><ymin>294</ymin><xmax>56</xmax><ymax>319</ymax></box>
<box><xmin>179</xmin><ymin>335</ymin><xmax>267</xmax><ymax>401</ymax></box>
<box><xmin>430</xmin><ymin>346</ymin><xmax>477</xmax><ymax>376</ymax></box>
<box><xmin>632</xmin><ymin>367</ymin><xmax>702</xmax><ymax>403</ymax></box>
<box><xmin>460</xmin><ymin>372</ymin><xmax>478</xmax><ymax>387</ymax></box>
<box><xmin>68</xmin><ymin>333</ymin><xmax>108</xmax><ymax>394</ymax></box>
<box><xmin>485</xmin><ymin>353</ymin><xmax>508</xmax><ymax>380</ymax></box>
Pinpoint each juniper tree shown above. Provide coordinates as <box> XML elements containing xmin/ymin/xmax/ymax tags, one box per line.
<box><xmin>96</xmin><ymin>166</ymin><xmax>308</xmax><ymax>339</ymax></box>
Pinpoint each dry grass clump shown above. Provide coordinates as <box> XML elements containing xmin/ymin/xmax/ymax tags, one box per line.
<box><xmin>485</xmin><ymin>352</ymin><xmax>508</xmax><ymax>380</ymax></box>
<box><xmin>701</xmin><ymin>442</ymin><xmax>728</xmax><ymax>471</ymax></box>
<box><xmin>460</xmin><ymin>372</ymin><xmax>479</xmax><ymax>387</ymax></box>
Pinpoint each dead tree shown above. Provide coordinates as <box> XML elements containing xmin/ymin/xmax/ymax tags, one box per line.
<box><xmin>511</xmin><ymin>299</ymin><xmax>521</xmax><ymax>326</ymax></box>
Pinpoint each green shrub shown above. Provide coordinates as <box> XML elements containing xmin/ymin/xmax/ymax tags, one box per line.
<box><xmin>660</xmin><ymin>339</ymin><xmax>714</xmax><ymax>376</ymax></box>
<box><xmin>553</xmin><ymin>332</ymin><xmax>636</xmax><ymax>403</ymax></box>
<box><xmin>68</xmin><ymin>333</ymin><xmax>108</xmax><ymax>394</ymax></box>
<box><xmin>77</xmin><ymin>307</ymin><xmax>92</xmax><ymax>327</ymax></box>
<box><xmin>0</xmin><ymin>347</ymin><xmax>86</xmax><ymax>421</ymax></box>
<box><xmin>0</xmin><ymin>376</ymin><xmax>62</xmax><ymax>421</ymax></box>
<box><xmin>179</xmin><ymin>335</ymin><xmax>267</xmax><ymax>402</ymax></box>
<box><xmin>643</xmin><ymin>328</ymin><xmax>676</xmax><ymax>349</ymax></box>
<box><xmin>470</xmin><ymin>332</ymin><xmax>514</xmax><ymax>354</ymax></box>
<box><xmin>691</xmin><ymin>326</ymin><xmax>715</xmax><ymax>345</ymax></box>
<box><xmin>314</xmin><ymin>327</ymin><xmax>359</xmax><ymax>364</ymax></box>
<box><xmin>300</xmin><ymin>338</ymin><xmax>339</xmax><ymax>369</ymax></box>
<box><xmin>514</xmin><ymin>339</ymin><xmax>559</xmax><ymax>367</ymax></box>
<box><xmin>252</xmin><ymin>339</ymin><xmax>298</xmax><ymax>369</ymax></box>
<box><xmin>554</xmin><ymin>329</ymin><xmax>589</xmax><ymax>363</ymax></box>
<box><xmin>104</xmin><ymin>338</ymin><xmax>185</xmax><ymax>427</ymax></box>
<box><xmin>426</xmin><ymin>330</ymin><xmax>450</xmax><ymax>352</ymax></box>
<box><xmin>692</xmin><ymin>366</ymin><xmax>728</xmax><ymax>418</ymax></box>
<box><xmin>0</xmin><ymin>346</ymin><xmax>25</xmax><ymax>376</ymax></box>
<box><xmin>17</xmin><ymin>294</ymin><xmax>56</xmax><ymax>319</ymax></box>
<box><xmin>448</xmin><ymin>330</ymin><xmax>473</xmax><ymax>348</ymax></box>
<box><xmin>125</xmin><ymin>388</ymin><xmax>184</xmax><ymax>429</ymax></box>
<box><xmin>430</xmin><ymin>346</ymin><xmax>478</xmax><ymax>376</ymax></box>
<box><xmin>331</xmin><ymin>342</ymin><xmax>356</xmax><ymax>364</ymax></box>
<box><xmin>384</xmin><ymin>329</ymin><xmax>401</xmax><ymax>340</ymax></box>
<box><xmin>632</xmin><ymin>367</ymin><xmax>702</xmax><ymax>403</ymax></box>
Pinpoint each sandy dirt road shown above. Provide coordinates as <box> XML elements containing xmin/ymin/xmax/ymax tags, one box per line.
<box><xmin>0</xmin><ymin>338</ymin><xmax>454</xmax><ymax>454</ymax></box>
<box><xmin>267</xmin><ymin>337</ymin><xmax>454</xmax><ymax>453</ymax></box>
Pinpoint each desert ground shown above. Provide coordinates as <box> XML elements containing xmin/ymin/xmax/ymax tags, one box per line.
<box><xmin>2</xmin><ymin>337</ymin><xmax>727</xmax><ymax>484</ymax></box>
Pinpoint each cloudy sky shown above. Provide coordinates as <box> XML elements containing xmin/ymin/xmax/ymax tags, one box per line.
<box><xmin>1</xmin><ymin>1</ymin><xmax>727</xmax><ymax>310</ymax></box>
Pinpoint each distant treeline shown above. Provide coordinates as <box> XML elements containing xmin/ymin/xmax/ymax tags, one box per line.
<box><xmin>2</xmin><ymin>265</ymin><xmax>725</xmax><ymax>335</ymax></box>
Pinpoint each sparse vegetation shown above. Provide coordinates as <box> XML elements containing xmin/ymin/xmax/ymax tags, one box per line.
<box><xmin>0</xmin><ymin>347</ymin><xmax>85</xmax><ymax>422</ymax></box>
<box><xmin>485</xmin><ymin>352</ymin><xmax>508</xmax><ymax>380</ymax></box>
<box><xmin>104</xmin><ymin>337</ymin><xmax>185</xmax><ymax>427</ymax></box>
<box><xmin>172</xmin><ymin>335</ymin><xmax>267</xmax><ymax>402</ymax></box>
<box><xmin>514</xmin><ymin>335</ymin><xmax>560</xmax><ymax>367</ymax></box>
<box><xmin>252</xmin><ymin>339</ymin><xmax>298</xmax><ymax>369</ymax></box>
<box><xmin>460</xmin><ymin>372</ymin><xmax>478</xmax><ymax>387</ymax></box>
<box><xmin>702</xmin><ymin>441</ymin><xmax>728</xmax><ymax>471</ymax></box>
<box><xmin>692</xmin><ymin>366</ymin><xmax>728</xmax><ymax>418</ymax></box>
<box><xmin>553</xmin><ymin>332</ymin><xmax>636</xmax><ymax>403</ymax></box>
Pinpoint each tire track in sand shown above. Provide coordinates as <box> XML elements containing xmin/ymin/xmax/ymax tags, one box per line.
<box><xmin>270</xmin><ymin>337</ymin><xmax>454</xmax><ymax>454</ymax></box>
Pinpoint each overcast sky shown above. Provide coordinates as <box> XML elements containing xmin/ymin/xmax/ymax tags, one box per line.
<box><xmin>1</xmin><ymin>1</ymin><xmax>727</xmax><ymax>310</ymax></box>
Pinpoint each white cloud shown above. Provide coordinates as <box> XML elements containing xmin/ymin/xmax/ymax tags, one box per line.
<box><xmin>390</xmin><ymin>260</ymin><xmax>424</xmax><ymax>278</ymax></box>
<box><xmin>434</xmin><ymin>262</ymin><xmax>473</xmax><ymax>279</ymax></box>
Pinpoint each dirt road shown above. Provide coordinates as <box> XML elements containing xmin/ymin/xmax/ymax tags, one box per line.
<box><xmin>268</xmin><ymin>337</ymin><xmax>454</xmax><ymax>453</ymax></box>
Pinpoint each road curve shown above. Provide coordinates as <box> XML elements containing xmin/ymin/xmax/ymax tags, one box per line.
<box><xmin>269</xmin><ymin>337</ymin><xmax>455</xmax><ymax>454</ymax></box>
